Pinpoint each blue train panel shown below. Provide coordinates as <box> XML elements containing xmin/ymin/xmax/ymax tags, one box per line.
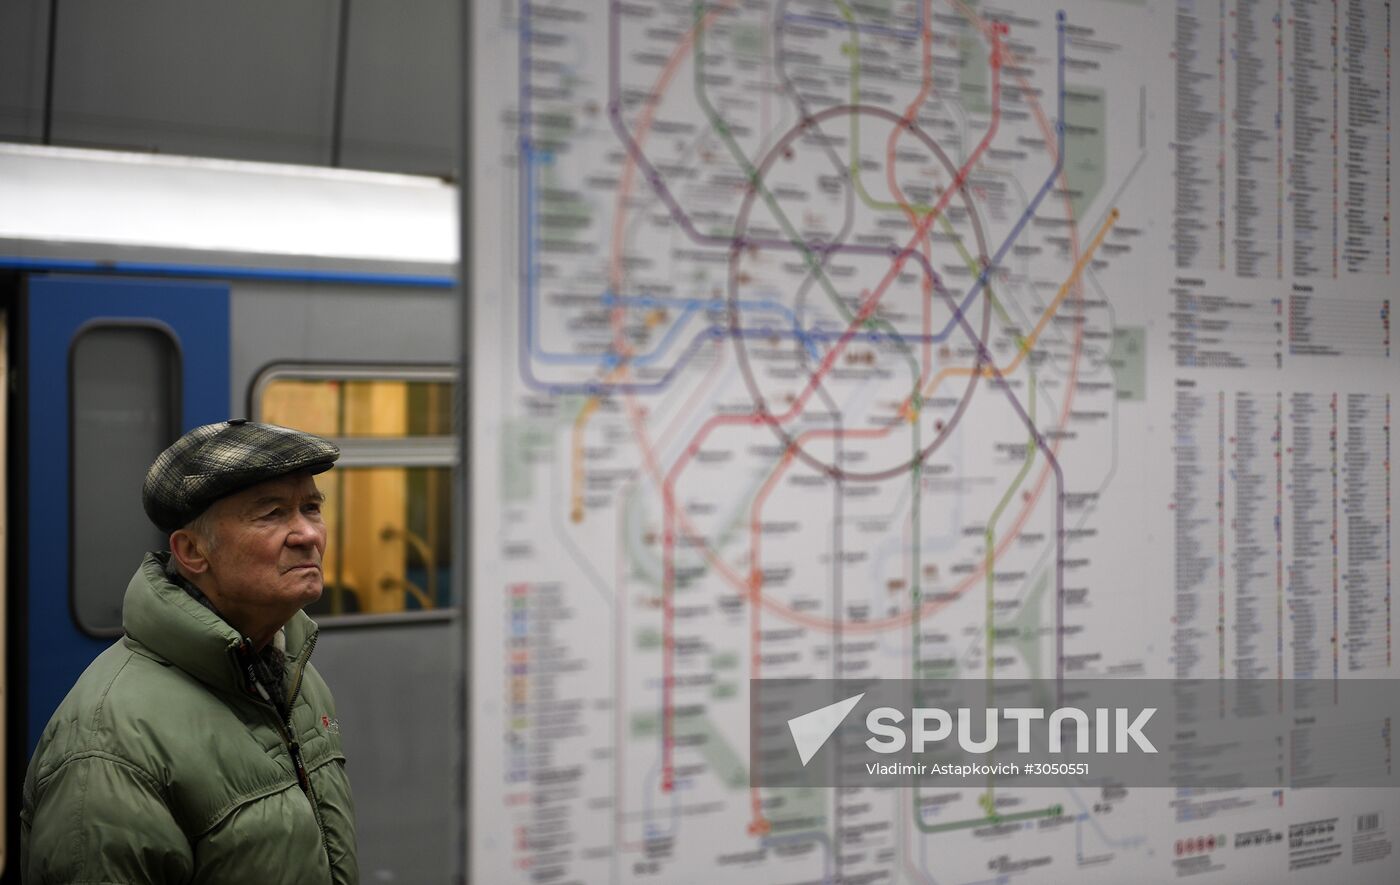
<box><xmin>26</xmin><ymin>275</ymin><xmax>230</xmax><ymax>752</ymax></box>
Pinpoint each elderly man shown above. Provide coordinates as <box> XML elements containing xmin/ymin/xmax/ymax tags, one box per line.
<box><xmin>21</xmin><ymin>420</ymin><xmax>358</xmax><ymax>884</ymax></box>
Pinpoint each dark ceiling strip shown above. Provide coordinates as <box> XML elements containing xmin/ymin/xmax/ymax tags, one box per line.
<box><xmin>330</xmin><ymin>0</ymin><xmax>353</xmax><ymax>167</ymax></box>
<box><xmin>42</xmin><ymin>0</ymin><xmax>60</xmax><ymax>144</ymax></box>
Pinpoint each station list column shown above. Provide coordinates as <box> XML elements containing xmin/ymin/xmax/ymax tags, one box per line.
<box><xmin>1342</xmin><ymin>394</ymin><xmax>1392</xmax><ymax>670</ymax></box>
<box><xmin>1174</xmin><ymin>2</ymin><xmax>1227</xmax><ymax>269</ymax></box>
<box><xmin>502</xmin><ymin>581</ymin><xmax>588</xmax><ymax>880</ymax></box>
<box><xmin>1289</xmin><ymin>0</ymin><xmax>1340</xmax><ymax>277</ymax></box>
<box><xmin>1232</xmin><ymin>0</ymin><xmax>1284</xmax><ymax>278</ymax></box>
<box><xmin>1286</xmin><ymin>393</ymin><xmax>1330</xmax><ymax>678</ymax></box>
<box><xmin>1173</xmin><ymin>381</ymin><xmax>1224</xmax><ymax>677</ymax></box>
<box><xmin>1342</xmin><ymin>0</ymin><xmax>1392</xmax><ymax>274</ymax></box>
<box><xmin>1230</xmin><ymin>392</ymin><xmax>1285</xmax><ymax>714</ymax></box>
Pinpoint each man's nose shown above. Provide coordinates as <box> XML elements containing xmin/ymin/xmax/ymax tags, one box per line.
<box><xmin>286</xmin><ymin>511</ymin><xmax>324</xmax><ymax>546</ymax></box>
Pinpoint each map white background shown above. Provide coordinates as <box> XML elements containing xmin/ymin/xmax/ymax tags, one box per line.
<box><xmin>469</xmin><ymin>1</ymin><xmax>1400</xmax><ymax>881</ymax></box>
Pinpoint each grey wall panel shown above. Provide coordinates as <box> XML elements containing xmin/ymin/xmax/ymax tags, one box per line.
<box><xmin>314</xmin><ymin>620</ymin><xmax>456</xmax><ymax>883</ymax></box>
<box><xmin>230</xmin><ymin>281</ymin><xmax>459</xmax><ymax>880</ymax></box>
<box><xmin>229</xmin><ymin>282</ymin><xmax>457</xmax><ymax>411</ymax></box>
<box><xmin>50</xmin><ymin>0</ymin><xmax>338</xmax><ymax>163</ymax></box>
<box><xmin>0</xmin><ymin>0</ymin><xmax>51</xmax><ymax>142</ymax></box>
<box><xmin>339</xmin><ymin>0</ymin><xmax>457</xmax><ymax>177</ymax></box>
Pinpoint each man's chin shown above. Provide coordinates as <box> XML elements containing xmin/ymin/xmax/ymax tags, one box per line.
<box><xmin>288</xmin><ymin>572</ymin><xmax>324</xmax><ymax>604</ymax></box>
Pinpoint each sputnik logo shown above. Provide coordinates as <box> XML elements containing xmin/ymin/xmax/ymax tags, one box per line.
<box><xmin>787</xmin><ymin>693</ymin><xmax>865</xmax><ymax>766</ymax></box>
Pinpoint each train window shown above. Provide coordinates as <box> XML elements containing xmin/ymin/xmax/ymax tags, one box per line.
<box><xmin>310</xmin><ymin>465</ymin><xmax>453</xmax><ymax>616</ymax></box>
<box><xmin>253</xmin><ymin>365</ymin><xmax>456</xmax><ymax>622</ymax></box>
<box><xmin>259</xmin><ymin>376</ymin><xmax>452</xmax><ymax>437</ymax></box>
<box><xmin>70</xmin><ymin>324</ymin><xmax>181</xmax><ymax>636</ymax></box>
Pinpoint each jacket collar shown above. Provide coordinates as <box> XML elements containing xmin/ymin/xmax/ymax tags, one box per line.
<box><xmin>122</xmin><ymin>552</ymin><xmax>318</xmax><ymax>696</ymax></box>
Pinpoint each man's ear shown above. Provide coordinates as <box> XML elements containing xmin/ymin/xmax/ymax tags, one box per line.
<box><xmin>170</xmin><ymin>528</ymin><xmax>212</xmax><ymax>576</ymax></box>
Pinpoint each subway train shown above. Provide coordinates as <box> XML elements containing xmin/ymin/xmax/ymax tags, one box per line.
<box><xmin>1</xmin><ymin>142</ymin><xmax>463</xmax><ymax>881</ymax></box>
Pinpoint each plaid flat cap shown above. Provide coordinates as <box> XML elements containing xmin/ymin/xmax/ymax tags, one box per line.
<box><xmin>142</xmin><ymin>419</ymin><xmax>340</xmax><ymax>533</ymax></box>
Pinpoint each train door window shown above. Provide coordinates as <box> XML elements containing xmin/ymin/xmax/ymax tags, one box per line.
<box><xmin>254</xmin><ymin>366</ymin><xmax>455</xmax><ymax>621</ymax></box>
<box><xmin>70</xmin><ymin>324</ymin><xmax>181</xmax><ymax>636</ymax></box>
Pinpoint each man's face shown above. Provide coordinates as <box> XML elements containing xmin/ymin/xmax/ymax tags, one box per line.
<box><xmin>202</xmin><ymin>471</ymin><xmax>328</xmax><ymax>620</ymax></box>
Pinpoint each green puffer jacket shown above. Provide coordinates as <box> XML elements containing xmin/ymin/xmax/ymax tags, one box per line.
<box><xmin>21</xmin><ymin>553</ymin><xmax>358</xmax><ymax>884</ymax></box>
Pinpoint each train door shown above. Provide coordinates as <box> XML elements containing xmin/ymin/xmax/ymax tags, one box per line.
<box><xmin>21</xmin><ymin>275</ymin><xmax>229</xmax><ymax>752</ymax></box>
<box><xmin>1</xmin><ymin>305</ymin><xmax>8</xmax><ymax>874</ymax></box>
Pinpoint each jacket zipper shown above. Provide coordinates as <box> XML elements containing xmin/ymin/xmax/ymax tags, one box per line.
<box><xmin>238</xmin><ymin>635</ymin><xmax>332</xmax><ymax>868</ymax></box>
